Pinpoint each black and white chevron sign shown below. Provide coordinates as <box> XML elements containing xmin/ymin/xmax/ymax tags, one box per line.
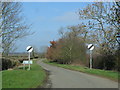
<box><xmin>88</xmin><ymin>44</ymin><xmax>94</xmax><ymax>50</ymax></box>
<box><xmin>26</xmin><ymin>46</ymin><xmax>33</xmax><ymax>52</ymax></box>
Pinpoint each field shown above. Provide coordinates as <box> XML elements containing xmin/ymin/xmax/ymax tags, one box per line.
<box><xmin>2</xmin><ymin>60</ymin><xmax>46</xmax><ymax>88</ymax></box>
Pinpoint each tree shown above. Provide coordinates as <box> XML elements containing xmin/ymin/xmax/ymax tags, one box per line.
<box><xmin>1</xmin><ymin>2</ymin><xmax>30</xmax><ymax>56</ymax></box>
<box><xmin>113</xmin><ymin>2</ymin><xmax>120</xmax><ymax>71</ymax></box>
<box><xmin>46</xmin><ymin>26</ymin><xmax>87</xmax><ymax>65</ymax></box>
<box><xmin>79</xmin><ymin>2</ymin><xmax>118</xmax><ymax>52</ymax></box>
<box><xmin>78</xmin><ymin>2</ymin><xmax>119</xmax><ymax>70</ymax></box>
<box><xmin>46</xmin><ymin>41</ymin><xmax>58</xmax><ymax>60</ymax></box>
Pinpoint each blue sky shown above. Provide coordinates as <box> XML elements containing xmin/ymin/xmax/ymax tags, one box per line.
<box><xmin>15</xmin><ymin>2</ymin><xmax>92</xmax><ymax>53</ymax></box>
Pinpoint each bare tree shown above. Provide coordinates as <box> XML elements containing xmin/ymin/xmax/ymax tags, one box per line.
<box><xmin>1</xmin><ymin>2</ymin><xmax>30</xmax><ymax>56</ymax></box>
<box><xmin>78</xmin><ymin>2</ymin><xmax>119</xmax><ymax>70</ymax></box>
<box><xmin>79</xmin><ymin>2</ymin><xmax>118</xmax><ymax>55</ymax></box>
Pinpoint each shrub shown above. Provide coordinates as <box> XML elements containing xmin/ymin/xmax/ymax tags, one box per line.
<box><xmin>93</xmin><ymin>53</ymin><xmax>116</xmax><ymax>70</ymax></box>
<box><xmin>46</xmin><ymin>37</ymin><xmax>87</xmax><ymax>65</ymax></box>
<box><xmin>2</xmin><ymin>57</ymin><xmax>20</xmax><ymax>70</ymax></box>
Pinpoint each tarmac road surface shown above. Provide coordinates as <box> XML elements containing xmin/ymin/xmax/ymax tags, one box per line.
<box><xmin>37</xmin><ymin>59</ymin><xmax>118</xmax><ymax>88</ymax></box>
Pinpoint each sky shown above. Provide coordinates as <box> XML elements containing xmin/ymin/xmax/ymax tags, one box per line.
<box><xmin>15</xmin><ymin>2</ymin><xmax>93</xmax><ymax>53</ymax></box>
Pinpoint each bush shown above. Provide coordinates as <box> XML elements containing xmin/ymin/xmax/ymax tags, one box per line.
<box><xmin>93</xmin><ymin>53</ymin><xmax>116</xmax><ymax>70</ymax></box>
<box><xmin>2</xmin><ymin>58</ymin><xmax>12</xmax><ymax>70</ymax></box>
<box><xmin>46</xmin><ymin>38</ymin><xmax>87</xmax><ymax>65</ymax></box>
<box><xmin>2</xmin><ymin>57</ymin><xmax>20</xmax><ymax>70</ymax></box>
<box><xmin>16</xmin><ymin>56</ymin><xmax>28</xmax><ymax>63</ymax></box>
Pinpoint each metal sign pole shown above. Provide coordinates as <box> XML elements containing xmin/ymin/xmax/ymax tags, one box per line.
<box><xmin>88</xmin><ymin>44</ymin><xmax>94</xmax><ymax>69</ymax></box>
<box><xmin>90</xmin><ymin>50</ymin><xmax>92</xmax><ymax>69</ymax></box>
<box><xmin>28</xmin><ymin>52</ymin><xmax>30</xmax><ymax>70</ymax></box>
<box><xmin>26</xmin><ymin>46</ymin><xmax>33</xmax><ymax>70</ymax></box>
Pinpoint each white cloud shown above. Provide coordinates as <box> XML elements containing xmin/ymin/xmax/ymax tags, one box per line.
<box><xmin>53</xmin><ymin>11</ymin><xmax>79</xmax><ymax>23</ymax></box>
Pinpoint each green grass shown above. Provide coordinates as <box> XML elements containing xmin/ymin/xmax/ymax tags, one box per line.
<box><xmin>2</xmin><ymin>60</ymin><xmax>46</xmax><ymax>88</ymax></box>
<box><xmin>44</xmin><ymin>59</ymin><xmax>118</xmax><ymax>81</ymax></box>
<box><xmin>0</xmin><ymin>72</ymin><xmax>2</xmax><ymax>90</ymax></box>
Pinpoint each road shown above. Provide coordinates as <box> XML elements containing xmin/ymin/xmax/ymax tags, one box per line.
<box><xmin>37</xmin><ymin>59</ymin><xmax>118</xmax><ymax>88</ymax></box>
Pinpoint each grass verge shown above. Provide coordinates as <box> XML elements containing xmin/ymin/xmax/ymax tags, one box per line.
<box><xmin>2</xmin><ymin>60</ymin><xmax>46</xmax><ymax>88</ymax></box>
<box><xmin>43</xmin><ymin>59</ymin><xmax>118</xmax><ymax>81</ymax></box>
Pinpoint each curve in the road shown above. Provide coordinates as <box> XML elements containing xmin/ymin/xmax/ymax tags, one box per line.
<box><xmin>37</xmin><ymin>60</ymin><xmax>118</xmax><ymax>88</ymax></box>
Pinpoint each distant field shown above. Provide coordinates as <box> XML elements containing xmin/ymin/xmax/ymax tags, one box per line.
<box><xmin>44</xmin><ymin>59</ymin><xmax>118</xmax><ymax>81</ymax></box>
<box><xmin>2</xmin><ymin>60</ymin><xmax>46</xmax><ymax>88</ymax></box>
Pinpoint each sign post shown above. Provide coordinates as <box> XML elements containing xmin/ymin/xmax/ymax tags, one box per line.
<box><xmin>26</xmin><ymin>46</ymin><xmax>33</xmax><ymax>70</ymax></box>
<box><xmin>116</xmin><ymin>33</ymin><xmax>120</xmax><ymax>44</ymax></box>
<box><xmin>88</xmin><ymin>44</ymin><xmax>94</xmax><ymax>69</ymax></box>
<box><xmin>90</xmin><ymin>50</ymin><xmax>92</xmax><ymax>69</ymax></box>
<box><xmin>28</xmin><ymin>52</ymin><xmax>30</xmax><ymax>70</ymax></box>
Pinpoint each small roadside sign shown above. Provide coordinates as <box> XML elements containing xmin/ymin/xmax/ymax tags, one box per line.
<box><xmin>23</xmin><ymin>60</ymin><xmax>33</xmax><ymax>64</ymax></box>
<box><xmin>26</xmin><ymin>46</ymin><xmax>33</xmax><ymax>52</ymax></box>
<box><xmin>88</xmin><ymin>44</ymin><xmax>94</xmax><ymax>50</ymax></box>
<box><xmin>26</xmin><ymin>46</ymin><xmax>33</xmax><ymax>70</ymax></box>
<box><xmin>87</xmin><ymin>44</ymin><xmax>94</xmax><ymax>69</ymax></box>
